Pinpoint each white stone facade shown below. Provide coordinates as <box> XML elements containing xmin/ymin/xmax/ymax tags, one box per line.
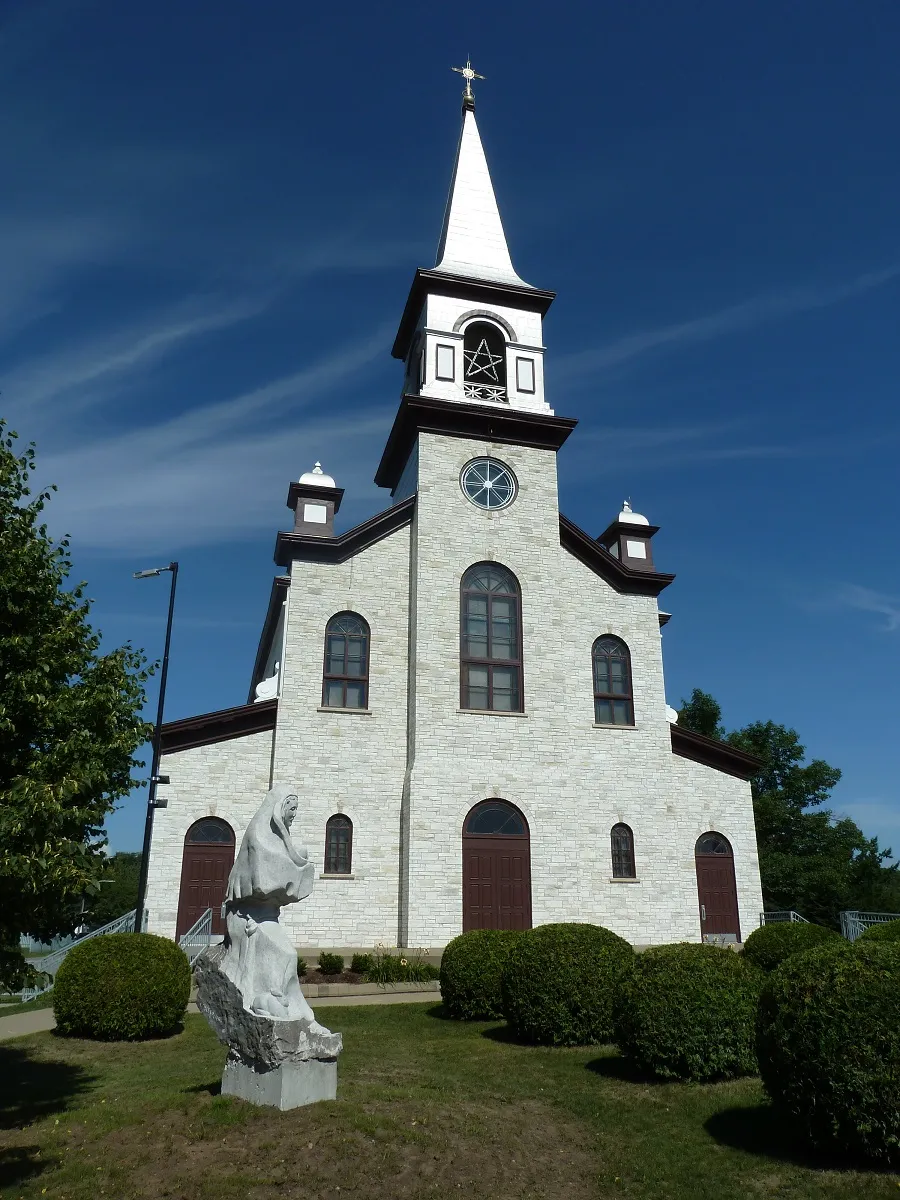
<box><xmin>144</xmin><ymin>95</ymin><xmax>763</xmax><ymax>953</ymax></box>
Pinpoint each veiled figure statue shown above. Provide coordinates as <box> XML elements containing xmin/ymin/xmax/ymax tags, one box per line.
<box><xmin>222</xmin><ymin>785</ymin><xmax>322</xmax><ymax>1026</ymax></box>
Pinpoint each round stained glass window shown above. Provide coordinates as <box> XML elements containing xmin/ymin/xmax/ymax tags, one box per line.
<box><xmin>460</xmin><ymin>458</ymin><xmax>517</xmax><ymax>510</ymax></box>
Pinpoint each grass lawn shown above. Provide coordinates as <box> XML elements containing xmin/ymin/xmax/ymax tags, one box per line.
<box><xmin>0</xmin><ymin>1003</ymin><xmax>897</xmax><ymax>1199</ymax></box>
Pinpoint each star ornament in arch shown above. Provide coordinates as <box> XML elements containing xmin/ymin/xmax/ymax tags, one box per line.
<box><xmin>464</xmin><ymin>338</ymin><xmax>504</xmax><ymax>382</ymax></box>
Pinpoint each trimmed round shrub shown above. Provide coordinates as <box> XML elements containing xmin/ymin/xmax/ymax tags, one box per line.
<box><xmin>613</xmin><ymin>943</ymin><xmax>764</xmax><ymax>1080</ymax></box>
<box><xmin>440</xmin><ymin>929</ymin><xmax>522</xmax><ymax>1020</ymax></box>
<box><xmin>318</xmin><ymin>952</ymin><xmax>344</xmax><ymax>975</ymax></box>
<box><xmin>757</xmin><ymin>940</ymin><xmax>900</xmax><ymax>1165</ymax></box>
<box><xmin>350</xmin><ymin>953</ymin><xmax>374</xmax><ymax>975</ymax></box>
<box><xmin>857</xmin><ymin>919</ymin><xmax>900</xmax><ymax>944</ymax></box>
<box><xmin>296</xmin><ymin>955</ymin><xmax>308</xmax><ymax>977</ymax></box>
<box><xmin>500</xmin><ymin>923</ymin><xmax>634</xmax><ymax>1046</ymax></box>
<box><xmin>742</xmin><ymin>921</ymin><xmax>839</xmax><ymax>972</ymax></box>
<box><xmin>53</xmin><ymin>933</ymin><xmax>190</xmax><ymax>1040</ymax></box>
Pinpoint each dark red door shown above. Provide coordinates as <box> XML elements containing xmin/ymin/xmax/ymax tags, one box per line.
<box><xmin>176</xmin><ymin>818</ymin><xmax>235</xmax><ymax>937</ymax></box>
<box><xmin>462</xmin><ymin>800</ymin><xmax>532</xmax><ymax>932</ymax></box>
<box><xmin>695</xmin><ymin>831</ymin><xmax>740</xmax><ymax>941</ymax></box>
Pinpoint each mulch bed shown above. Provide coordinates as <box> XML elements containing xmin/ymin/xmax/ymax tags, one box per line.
<box><xmin>300</xmin><ymin>969</ymin><xmax>366</xmax><ymax>985</ymax></box>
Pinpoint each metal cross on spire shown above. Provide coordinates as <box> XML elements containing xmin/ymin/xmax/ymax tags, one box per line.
<box><xmin>451</xmin><ymin>58</ymin><xmax>485</xmax><ymax>103</ymax></box>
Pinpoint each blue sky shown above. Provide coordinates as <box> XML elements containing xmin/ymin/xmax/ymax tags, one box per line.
<box><xmin>2</xmin><ymin>1</ymin><xmax>898</xmax><ymax>856</ymax></box>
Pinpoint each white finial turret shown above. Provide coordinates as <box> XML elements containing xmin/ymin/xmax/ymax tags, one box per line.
<box><xmin>299</xmin><ymin>462</ymin><xmax>337</xmax><ymax>488</ymax></box>
<box><xmin>618</xmin><ymin>499</ymin><xmax>650</xmax><ymax>526</ymax></box>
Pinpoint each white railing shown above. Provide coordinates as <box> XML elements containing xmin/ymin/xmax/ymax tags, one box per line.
<box><xmin>19</xmin><ymin>909</ymin><xmax>137</xmax><ymax>1001</ymax></box>
<box><xmin>464</xmin><ymin>383</ymin><xmax>507</xmax><ymax>403</ymax></box>
<box><xmin>759</xmin><ymin>911</ymin><xmax>809</xmax><ymax>925</ymax></box>
<box><xmin>840</xmin><ymin>910</ymin><xmax>900</xmax><ymax>942</ymax></box>
<box><xmin>178</xmin><ymin>908</ymin><xmax>214</xmax><ymax>965</ymax></box>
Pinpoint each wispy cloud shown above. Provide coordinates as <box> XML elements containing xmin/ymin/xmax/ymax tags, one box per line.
<box><xmin>3</xmin><ymin>293</ymin><xmax>277</xmax><ymax>420</ymax></box>
<box><xmin>555</xmin><ymin>265</ymin><xmax>900</xmax><ymax>382</ymax></box>
<box><xmin>830</xmin><ymin>584</ymin><xmax>900</xmax><ymax>633</ymax></box>
<box><xmin>35</xmin><ymin>327</ymin><xmax>393</xmax><ymax>553</ymax></box>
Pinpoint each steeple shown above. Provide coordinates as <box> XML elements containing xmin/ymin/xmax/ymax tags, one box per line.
<box><xmin>434</xmin><ymin>103</ymin><xmax>533</xmax><ymax>289</ymax></box>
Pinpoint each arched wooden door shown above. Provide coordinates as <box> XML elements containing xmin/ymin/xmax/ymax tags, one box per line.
<box><xmin>695</xmin><ymin>832</ymin><xmax>741</xmax><ymax>942</ymax></box>
<box><xmin>462</xmin><ymin>800</ymin><xmax>532</xmax><ymax>932</ymax></box>
<box><xmin>176</xmin><ymin>818</ymin><xmax>235</xmax><ymax>937</ymax></box>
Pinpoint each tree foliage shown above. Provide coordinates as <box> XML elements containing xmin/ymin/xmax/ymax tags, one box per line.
<box><xmin>677</xmin><ymin>688</ymin><xmax>900</xmax><ymax>926</ymax></box>
<box><xmin>0</xmin><ymin>423</ymin><xmax>152</xmax><ymax>989</ymax></box>
<box><xmin>88</xmin><ymin>852</ymin><xmax>142</xmax><ymax>929</ymax></box>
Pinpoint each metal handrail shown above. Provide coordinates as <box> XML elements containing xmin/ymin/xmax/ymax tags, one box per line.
<box><xmin>840</xmin><ymin>910</ymin><xmax>900</xmax><ymax>942</ymax></box>
<box><xmin>759</xmin><ymin>911</ymin><xmax>809</xmax><ymax>925</ymax></box>
<box><xmin>178</xmin><ymin>908</ymin><xmax>214</xmax><ymax>965</ymax></box>
<box><xmin>19</xmin><ymin>909</ymin><xmax>137</xmax><ymax>1001</ymax></box>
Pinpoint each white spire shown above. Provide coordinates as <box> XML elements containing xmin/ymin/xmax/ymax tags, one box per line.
<box><xmin>299</xmin><ymin>461</ymin><xmax>336</xmax><ymax>488</ymax></box>
<box><xmin>434</xmin><ymin>106</ymin><xmax>533</xmax><ymax>289</ymax></box>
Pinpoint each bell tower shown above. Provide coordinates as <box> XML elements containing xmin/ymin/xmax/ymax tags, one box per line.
<box><xmin>391</xmin><ymin>63</ymin><xmax>555</xmax><ymax>417</ymax></box>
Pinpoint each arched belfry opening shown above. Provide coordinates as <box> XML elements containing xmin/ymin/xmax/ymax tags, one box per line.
<box><xmin>463</xmin><ymin>321</ymin><xmax>507</xmax><ymax>403</ymax></box>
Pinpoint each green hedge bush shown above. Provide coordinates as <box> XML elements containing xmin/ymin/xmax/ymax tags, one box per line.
<box><xmin>318</xmin><ymin>952</ymin><xmax>344</xmax><ymax>975</ymax></box>
<box><xmin>613</xmin><ymin>943</ymin><xmax>764</xmax><ymax>1080</ymax></box>
<box><xmin>857</xmin><ymin>919</ymin><xmax>900</xmax><ymax>944</ymax></box>
<box><xmin>757</xmin><ymin>940</ymin><xmax>900</xmax><ymax>1165</ymax></box>
<box><xmin>53</xmin><ymin>933</ymin><xmax>190</xmax><ymax>1040</ymax></box>
<box><xmin>500</xmin><ymin>923</ymin><xmax>633</xmax><ymax>1046</ymax></box>
<box><xmin>742</xmin><ymin>921</ymin><xmax>839</xmax><ymax>972</ymax></box>
<box><xmin>440</xmin><ymin>929</ymin><xmax>522</xmax><ymax>1020</ymax></box>
<box><xmin>350</xmin><ymin>953</ymin><xmax>374</xmax><ymax>975</ymax></box>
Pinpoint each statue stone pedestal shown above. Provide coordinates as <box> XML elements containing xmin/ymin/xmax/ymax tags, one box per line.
<box><xmin>196</xmin><ymin>941</ymin><xmax>342</xmax><ymax>1112</ymax></box>
<box><xmin>222</xmin><ymin>1056</ymin><xmax>336</xmax><ymax>1109</ymax></box>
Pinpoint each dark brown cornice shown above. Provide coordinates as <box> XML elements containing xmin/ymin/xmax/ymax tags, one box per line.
<box><xmin>559</xmin><ymin>514</ymin><xmax>674</xmax><ymax>597</ymax></box>
<box><xmin>286</xmin><ymin>482</ymin><xmax>345</xmax><ymax>515</ymax></box>
<box><xmin>392</xmin><ymin>268</ymin><xmax>556</xmax><ymax>361</ymax></box>
<box><xmin>375</xmin><ymin>394</ymin><xmax>577</xmax><ymax>491</ymax></box>
<box><xmin>248</xmin><ymin>576</ymin><xmax>290</xmax><ymax>703</ymax></box>
<box><xmin>670</xmin><ymin>725</ymin><xmax>763</xmax><ymax>781</ymax></box>
<box><xmin>161</xmin><ymin>699</ymin><xmax>277</xmax><ymax>755</ymax></box>
<box><xmin>275</xmin><ymin>494</ymin><xmax>415</xmax><ymax>567</ymax></box>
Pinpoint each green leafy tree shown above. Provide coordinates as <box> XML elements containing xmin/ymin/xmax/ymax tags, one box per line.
<box><xmin>0</xmin><ymin>423</ymin><xmax>152</xmax><ymax>989</ymax></box>
<box><xmin>677</xmin><ymin>689</ymin><xmax>725</xmax><ymax>739</ymax></box>
<box><xmin>88</xmin><ymin>852</ymin><xmax>142</xmax><ymax>929</ymax></box>
<box><xmin>678</xmin><ymin>688</ymin><xmax>899</xmax><ymax>926</ymax></box>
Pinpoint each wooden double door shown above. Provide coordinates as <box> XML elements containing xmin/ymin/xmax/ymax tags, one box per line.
<box><xmin>462</xmin><ymin>800</ymin><xmax>532</xmax><ymax>932</ymax></box>
<box><xmin>695</xmin><ymin>832</ymin><xmax>741</xmax><ymax>941</ymax></box>
<box><xmin>176</xmin><ymin>818</ymin><xmax>235</xmax><ymax>937</ymax></box>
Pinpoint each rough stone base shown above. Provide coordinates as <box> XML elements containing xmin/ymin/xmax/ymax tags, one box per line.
<box><xmin>221</xmin><ymin>1056</ymin><xmax>337</xmax><ymax>1110</ymax></box>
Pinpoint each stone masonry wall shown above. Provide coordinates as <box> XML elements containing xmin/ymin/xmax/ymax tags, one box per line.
<box><xmin>402</xmin><ymin>431</ymin><xmax>762</xmax><ymax>948</ymax></box>
<box><xmin>145</xmin><ymin>729</ymin><xmax>275</xmax><ymax>940</ymax></box>
<box><xmin>272</xmin><ymin>525</ymin><xmax>412</xmax><ymax>949</ymax></box>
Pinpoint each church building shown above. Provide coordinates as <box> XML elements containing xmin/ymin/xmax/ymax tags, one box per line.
<box><xmin>145</xmin><ymin>75</ymin><xmax>763</xmax><ymax>952</ymax></box>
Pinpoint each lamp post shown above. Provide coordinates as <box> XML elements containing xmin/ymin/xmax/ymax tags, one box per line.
<box><xmin>133</xmin><ymin>561</ymin><xmax>179</xmax><ymax>932</ymax></box>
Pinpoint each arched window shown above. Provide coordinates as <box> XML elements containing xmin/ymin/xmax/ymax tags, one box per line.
<box><xmin>324</xmin><ymin>814</ymin><xmax>352</xmax><ymax>874</ymax></box>
<box><xmin>185</xmin><ymin>817</ymin><xmax>234</xmax><ymax>844</ymax></box>
<box><xmin>460</xmin><ymin>564</ymin><xmax>523</xmax><ymax>712</ymax></box>
<box><xmin>592</xmin><ymin>636</ymin><xmax>634</xmax><ymax>725</ymax></box>
<box><xmin>464</xmin><ymin>800</ymin><xmax>528</xmax><ymax>837</ymax></box>
<box><xmin>463</xmin><ymin>320</ymin><xmax>507</xmax><ymax>403</ymax></box>
<box><xmin>695</xmin><ymin>832</ymin><xmax>732</xmax><ymax>856</ymax></box>
<box><xmin>322</xmin><ymin>612</ymin><xmax>369</xmax><ymax>709</ymax></box>
<box><xmin>610</xmin><ymin>824</ymin><xmax>636</xmax><ymax>878</ymax></box>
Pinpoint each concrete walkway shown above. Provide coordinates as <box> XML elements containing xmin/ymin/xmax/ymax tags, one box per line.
<box><xmin>0</xmin><ymin>989</ymin><xmax>441</xmax><ymax>1042</ymax></box>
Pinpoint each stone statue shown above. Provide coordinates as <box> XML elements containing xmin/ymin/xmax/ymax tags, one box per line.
<box><xmin>194</xmin><ymin>785</ymin><xmax>342</xmax><ymax>1109</ymax></box>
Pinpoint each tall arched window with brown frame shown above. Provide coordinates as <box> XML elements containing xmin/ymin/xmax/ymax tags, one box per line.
<box><xmin>460</xmin><ymin>563</ymin><xmax>523</xmax><ymax>712</ymax></box>
<box><xmin>610</xmin><ymin>823</ymin><xmax>636</xmax><ymax>878</ymax></box>
<box><xmin>322</xmin><ymin>612</ymin><xmax>369</xmax><ymax>709</ymax></box>
<box><xmin>324</xmin><ymin>814</ymin><xmax>353</xmax><ymax>875</ymax></box>
<box><xmin>592</xmin><ymin>636</ymin><xmax>634</xmax><ymax>725</ymax></box>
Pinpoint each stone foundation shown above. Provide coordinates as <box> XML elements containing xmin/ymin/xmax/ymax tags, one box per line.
<box><xmin>222</xmin><ymin>1056</ymin><xmax>337</xmax><ymax>1110</ymax></box>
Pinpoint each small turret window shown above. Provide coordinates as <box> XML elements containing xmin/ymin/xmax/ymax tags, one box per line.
<box><xmin>463</xmin><ymin>321</ymin><xmax>507</xmax><ymax>403</ymax></box>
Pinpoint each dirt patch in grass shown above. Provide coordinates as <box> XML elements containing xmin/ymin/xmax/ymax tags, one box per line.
<box><xmin>101</xmin><ymin>1092</ymin><xmax>599</xmax><ymax>1199</ymax></box>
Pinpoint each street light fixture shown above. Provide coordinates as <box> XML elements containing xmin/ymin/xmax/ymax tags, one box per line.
<box><xmin>133</xmin><ymin>561</ymin><xmax>179</xmax><ymax>932</ymax></box>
